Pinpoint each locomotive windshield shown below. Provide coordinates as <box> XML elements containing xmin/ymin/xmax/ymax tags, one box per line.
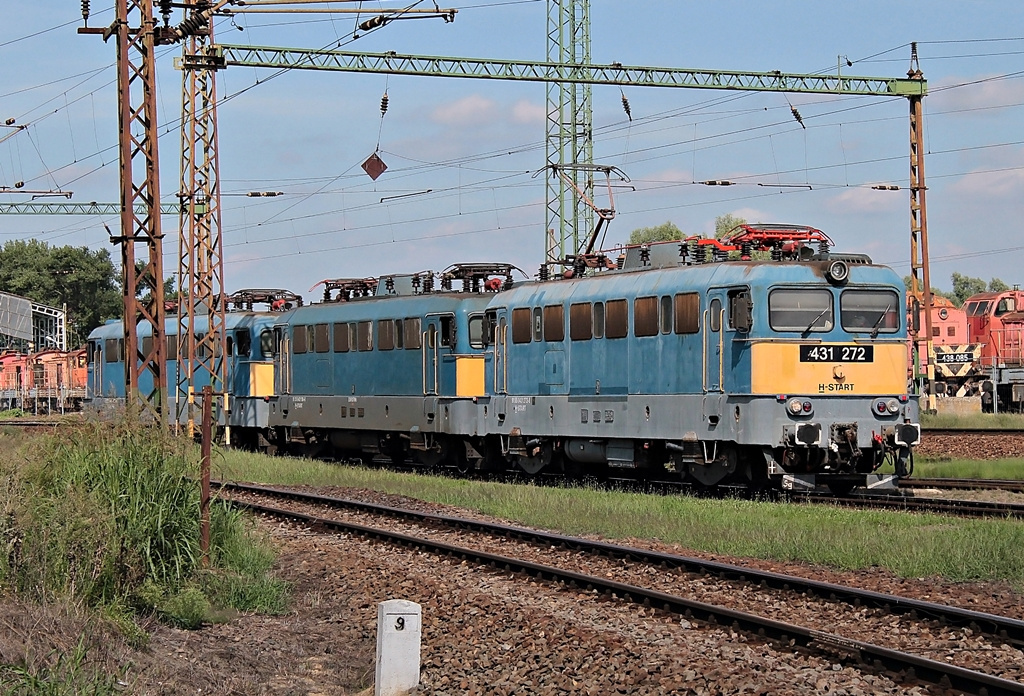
<box><xmin>840</xmin><ymin>290</ymin><xmax>900</xmax><ymax>334</ymax></box>
<box><xmin>768</xmin><ymin>289</ymin><xmax>833</xmax><ymax>332</ymax></box>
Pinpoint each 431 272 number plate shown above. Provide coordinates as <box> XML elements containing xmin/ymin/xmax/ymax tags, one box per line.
<box><xmin>799</xmin><ymin>345</ymin><xmax>874</xmax><ymax>362</ymax></box>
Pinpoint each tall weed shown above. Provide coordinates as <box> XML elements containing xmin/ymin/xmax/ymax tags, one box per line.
<box><xmin>0</xmin><ymin>414</ymin><xmax>286</xmax><ymax>623</ymax></box>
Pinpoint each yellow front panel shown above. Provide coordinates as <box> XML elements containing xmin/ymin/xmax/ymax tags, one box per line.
<box><xmin>456</xmin><ymin>355</ymin><xmax>486</xmax><ymax>397</ymax></box>
<box><xmin>250</xmin><ymin>363</ymin><xmax>275</xmax><ymax>397</ymax></box>
<box><xmin>751</xmin><ymin>342</ymin><xmax>907</xmax><ymax>395</ymax></box>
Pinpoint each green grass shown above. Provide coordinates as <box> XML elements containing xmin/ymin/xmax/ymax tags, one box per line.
<box><xmin>213</xmin><ymin>449</ymin><xmax>1024</xmax><ymax>586</ymax></box>
<box><xmin>0</xmin><ymin>415</ymin><xmax>289</xmax><ymax>627</ymax></box>
<box><xmin>0</xmin><ymin>636</ymin><xmax>121</xmax><ymax>696</ymax></box>
<box><xmin>921</xmin><ymin>411</ymin><xmax>1024</xmax><ymax>430</ymax></box>
<box><xmin>911</xmin><ymin>456</ymin><xmax>1024</xmax><ymax>480</ymax></box>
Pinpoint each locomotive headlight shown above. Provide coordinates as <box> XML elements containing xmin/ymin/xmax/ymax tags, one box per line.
<box><xmin>825</xmin><ymin>259</ymin><xmax>849</xmax><ymax>285</ymax></box>
<box><xmin>886</xmin><ymin>398</ymin><xmax>901</xmax><ymax>414</ymax></box>
<box><xmin>787</xmin><ymin>398</ymin><xmax>804</xmax><ymax>415</ymax></box>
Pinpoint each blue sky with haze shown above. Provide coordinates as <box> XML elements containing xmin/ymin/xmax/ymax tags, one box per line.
<box><xmin>3</xmin><ymin>1</ymin><xmax>1023</xmax><ymax>298</ymax></box>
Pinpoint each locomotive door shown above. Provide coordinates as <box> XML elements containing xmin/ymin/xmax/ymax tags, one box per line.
<box><xmin>91</xmin><ymin>342</ymin><xmax>103</xmax><ymax>397</ymax></box>
<box><xmin>703</xmin><ymin>294</ymin><xmax>725</xmax><ymax>393</ymax></box>
<box><xmin>489</xmin><ymin>308</ymin><xmax>508</xmax><ymax>395</ymax></box>
<box><xmin>422</xmin><ymin>313</ymin><xmax>456</xmax><ymax>397</ymax></box>
<box><xmin>274</xmin><ymin>327</ymin><xmax>291</xmax><ymax>395</ymax></box>
<box><xmin>703</xmin><ymin>292</ymin><xmax>726</xmax><ymax>424</ymax></box>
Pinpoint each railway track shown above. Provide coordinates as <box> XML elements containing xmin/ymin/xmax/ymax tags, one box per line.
<box><xmin>902</xmin><ymin>477</ymin><xmax>1024</xmax><ymax>493</ymax></box>
<box><xmin>220</xmin><ymin>481</ymin><xmax>1024</xmax><ymax>695</ymax></box>
<box><xmin>795</xmin><ymin>490</ymin><xmax>1024</xmax><ymax>518</ymax></box>
<box><xmin>921</xmin><ymin>428</ymin><xmax>1024</xmax><ymax>437</ymax></box>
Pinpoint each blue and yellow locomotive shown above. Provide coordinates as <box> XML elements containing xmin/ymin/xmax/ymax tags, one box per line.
<box><xmin>87</xmin><ymin>225</ymin><xmax>920</xmax><ymax>493</ymax></box>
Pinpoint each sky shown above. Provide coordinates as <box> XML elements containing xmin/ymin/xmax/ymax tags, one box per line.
<box><xmin>2</xmin><ymin>1</ymin><xmax>1024</xmax><ymax>301</ymax></box>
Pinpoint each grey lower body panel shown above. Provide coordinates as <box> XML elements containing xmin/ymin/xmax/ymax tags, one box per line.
<box><xmin>265</xmin><ymin>392</ymin><xmax>913</xmax><ymax>450</ymax></box>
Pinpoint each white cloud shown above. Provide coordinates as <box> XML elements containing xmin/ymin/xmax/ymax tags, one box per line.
<box><xmin>511</xmin><ymin>99</ymin><xmax>545</xmax><ymax>125</ymax></box>
<box><xmin>430</xmin><ymin>95</ymin><xmax>499</xmax><ymax>126</ymax></box>
<box><xmin>930</xmin><ymin>75</ymin><xmax>1024</xmax><ymax>115</ymax></box>
<box><xmin>825</xmin><ymin>187</ymin><xmax>904</xmax><ymax>215</ymax></box>
<box><xmin>947</xmin><ymin>166</ymin><xmax>1024</xmax><ymax>199</ymax></box>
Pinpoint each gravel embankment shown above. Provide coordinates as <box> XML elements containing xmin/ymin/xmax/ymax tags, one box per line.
<box><xmin>232</xmin><ymin>487</ymin><xmax>1024</xmax><ymax>693</ymax></box>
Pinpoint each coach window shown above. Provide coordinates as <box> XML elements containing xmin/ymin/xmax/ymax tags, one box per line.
<box><xmin>141</xmin><ymin>336</ymin><xmax>153</xmax><ymax>358</ymax></box>
<box><xmin>378</xmin><ymin>320</ymin><xmax>395</xmax><ymax>351</ymax></box>
<box><xmin>226</xmin><ymin>336</ymin><xmax>234</xmax><ymax>357</ymax></box>
<box><xmin>237</xmin><ymin>328</ymin><xmax>252</xmax><ymax>357</ymax></box>
<box><xmin>104</xmin><ymin>339</ymin><xmax>118</xmax><ymax>363</ymax></box>
<box><xmin>768</xmin><ymin>289</ymin><xmax>832</xmax><ymax>332</ymax></box>
<box><xmin>292</xmin><ymin>326</ymin><xmax>308</xmax><ymax>354</ymax></box>
<box><xmin>543</xmin><ymin>305</ymin><xmax>565</xmax><ymax>342</ymax></box>
<box><xmin>674</xmin><ymin>293</ymin><xmax>700</xmax><ymax>334</ymax></box>
<box><xmin>333</xmin><ymin>323</ymin><xmax>349</xmax><ymax>352</ymax></box>
<box><xmin>512</xmin><ymin>307</ymin><xmax>532</xmax><ymax>344</ymax></box>
<box><xmin>728</xmin><ymin>288</ymin><xmax>753</xmax><ymax>332</ymax></box>
<box><xmin>394</xmin><ymin>319</ymin><xmax>404</xmax><ymax>349</ymax></box>
<box><xmin>357</xmin><ymin>321</ymin><xmax>373</xmax><ymax>351</ymax></box>
<box><xmin>469</xmin><ymin>315</ymin><xmax>486</xmax><ymax>349</ymax></box>
<box><xmin>840</xmin><ymin>289</ymin><xmax>899</xmax><ymax>334</ymax></box>
<box><xmin>634</xmin><ymin>296</ymin><xmax>659</xmax><ymax>337</ymax></box>
<box><xmin>570</xmin><ymin>302</ymin><xmax>592</xmax><ymax>341</ymax></box>
<box><xmin>593</xmin><ymin>302</ymin><xmax>605</xmax><ymax>338</ymax></box>
<box><xmin>166</xmin><ymin>336</ymin><xmax>178</xmax><ymax>361</ymax></box>
<box><xmin>440</xmin><ymin>315</ymin><xmax>456</xmax><ymax>348</ymax></box>
<box><xmin>314</xmin><ymin>323</ymin><xmax>330</xmax><ymax>353</ymax></box>
<box><xmin>404</xmin><ymin>318</ymin><xmax>422</xmax><ymax>349</ymax></box>
<box><xmin>660</xmin><ymin>296</ymin><xmax>673</xmax><ymax>334</ymax></box>
<box><xmin>533</xmin><ymin>307</ymin><xmax>543</xmax><ymax>342</ymax></box>
<box><xmin>709</xmin><ymin>299</ymin><xmax>722</xmax><ymax>332</ymax></box>
<box><xmin>260</xmin><ymin>330</ymin><xmax>274</xmax><ymax>358</ymax></box>
<box><xmin>606</xmin><ymin>299</ymin><xmax>628</xmax><ymax>338</ymax></box>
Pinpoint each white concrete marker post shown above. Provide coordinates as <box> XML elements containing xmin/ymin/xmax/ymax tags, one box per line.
<box><xmin>375</xmin><ymin>599</ymin><xmax>422</xmax><ymax>696</ymax></box>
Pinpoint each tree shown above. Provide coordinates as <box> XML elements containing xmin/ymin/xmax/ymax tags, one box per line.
<box><xmin>0</xmin><ymin>240</ymin><xmax>122</xmax><ymax>344</ymax></box>
<box><xmin>628</xmin><ymin>221</ymin><xmax>684</xmax><ymax>245</ymax></box>
<box><xmin>950</xmin><ymin>273</ymin><xmax>989</xmax><ymax>306</ymax></box>
<box><xmin>988</xmin><ymin>278</ymin><xmax>1009</xmax><ymax>293</ymax></box>
<box><xmin>714</xmin><ymin>213</ymin><xmax>748</xmax><ymax>239</ymax></box>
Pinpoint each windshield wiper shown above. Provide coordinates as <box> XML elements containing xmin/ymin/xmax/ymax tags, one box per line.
<box><xmin>870</xmin><ymin>303</ymin><xmax>893</xmax><ymax>338</ymax></box>
<box><xmin>802</xmin><ymin>306</ymin><xmax>830</xmax><ymax>335</ymax></box>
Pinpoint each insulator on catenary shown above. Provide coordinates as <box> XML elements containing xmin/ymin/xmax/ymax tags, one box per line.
<box><xmin>81</xmin><ymin>0</ymin><xmax>90</xmax><ymax>22</ymax></box>
<box><xmin>620</xmin><ymin>91</ymin><xmax>632</xmax><ymax>122</ymax></box>
<box><xmin>380</xmin><ymin>92</ymin><xmax>389</xmax><ymax>117</ymax></box>
<box><xmin>790</xmin><ymin>105</ymin><xmax>806</xmax><ymax>129</ymax></box>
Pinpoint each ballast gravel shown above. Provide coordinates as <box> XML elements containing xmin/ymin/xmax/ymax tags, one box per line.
<box><xmin>215</xmin><ymin>483</ymin><xmax>1023</xmax><ymax>694</ymax></box>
